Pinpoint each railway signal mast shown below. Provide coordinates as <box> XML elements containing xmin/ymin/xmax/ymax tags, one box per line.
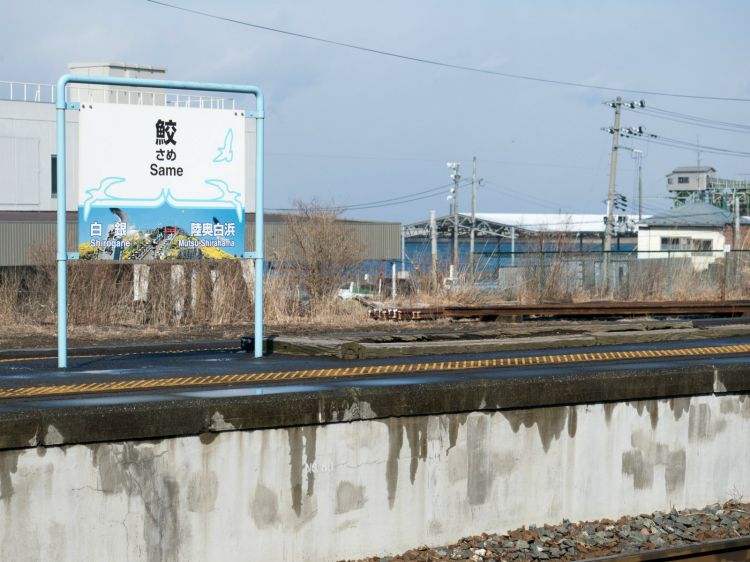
<box><xmin>447</xmin><ymin>161</ymin><xmax>461</xmax><ymax>272</ymax></box>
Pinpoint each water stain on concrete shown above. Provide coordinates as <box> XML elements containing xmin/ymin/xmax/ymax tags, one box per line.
<box><xmin>88</xmin><ymin>442</ymin><xmax>181</xmax><ymax>562</ymax></box>
<box><xmin>720</xmin><ymin>397</ymin><xmax>740</xmax><ymax>415</ymax></box>
<box><xmin>250</xmin><ymin>483</ymin><xmax>279</xmax><ymax>529</ymax></box>
<box><xmin>428</xmin><ymin>519</ymin><xmax>443</xmax><ymax>535</ymax></box>
<box><xmin>688</xmin><ymin>403</ymin><xmax>726</xmax><ymax>441</ymax></box>
<box><xmin>567</xmin><ymin>408</ymin><xmax>577</xmax><ymax>438</ymax></box>
<box><xmin>288</xmin><ymin>428</ymin><xmax>303</xmax><ymax>507</ymax></box>
<box><xmin>603</xmin><ymin>402</ymin><xmax>617</xmax><ymax>425</ymax></box>
<box><xmin>0</xmin><ymin>449</ymin><xmax>20</xmax><ymax>501</ymax></box>
<box><xmin>467</xmin><ymin>414</ymin><xmax>492</xmax><ymax>505</ymax></box>
<box><xmin>622</xmin><ymin>449</ymin><xmax>651</xmax><ymax>489</ymax></box>
<box><xmin>627</xmin><ymin>400</ymin><xmax>659</xmax><ymax>430</ymax></box>
<box><xmin>493</xmin><ymin>451</ymin><xmax>517</xmax><ymax>477</ymax></box>
<box><xmin>664</xmin><ymin>449</ymin><xmax>686</xmax><ymax>494</ymax></box>
<box><xmin>502</xmin><ymin>406</ymin><xmax>568</xmax><ymax>452</ymax></box>
<box><xmin>335</xmin><ymin>481</ymin><xmax>367</xmax><ymax>514</ymax></box>
<box><xmin>381</xmin><ymin>418</ymin><xmax>404</xmax><ymax>509</ymax></box>
<box><xmin>287</xmin><ymin>426</ymin><xmax>317</xmax><ymax>517</ymax></box>
<box><xmin>187</xmin><ymin>471</ymin><xmax>218</xmax><ymax>513</ymax></box>
<box><xmin>622</xmin><ymin>429</ymin><xmax>686</xmax><ymax>494</ymax></box>
<box><xmin>198</xmin><ymin>432</ymin><xmax>218</xmax><ymax>445</ymax></box>
<box><xmin>404</xmin><ymin>417</ymin><xmax>428</xmax><ymax>485</ymax></box>
<box><xmin>447</xmin><ymin>413</ymin><xmax>468</xmax><ymax>455</ymax></box>
<box><xmin>669</xmin><ymin>397</ymin><xmax>691</xmax><ymax>421</ymax></box>
<box><xmin>720</xmin><ymin>395</ymin><xmax>750</xmax><ymax>418</ymax></box>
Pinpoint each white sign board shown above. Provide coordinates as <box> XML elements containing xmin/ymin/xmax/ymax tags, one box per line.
<box><xmin>78</xmin><ymin>103</ymin><xmax>246</xmax><ymax>260</ymax></box>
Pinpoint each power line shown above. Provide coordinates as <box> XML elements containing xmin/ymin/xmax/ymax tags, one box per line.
<box><xmin>635</xmin><ymin>106</ymin><xmax>750</xmax><ymax>130</ymax></box>
<box><xmin>481</xmin><ymin>180</ymin><xmax>577</xmax><ymax>213</ymax></box>
<box><xmin>627</xmin><ymin>107</ymin><xmax>750</xmax><ymax>134</ymax></box>
<box><xmin>146</xmin><ymin>0</ymin><xmax>750</xmax><ymax>103</ymax></box>
<box><xmin>268</xmin><ymin>151</ymin><xmax>599</xmax><ymax>171</ymax></box>
<box><xmin>627</xmin><ymin>134</ymin><xmax>750</xmax><ymax>158</ymax></box>
<box><xmin>267</xmin><ymin>180</ymin><xmax>468</xmax><ymax>212</ymax></box>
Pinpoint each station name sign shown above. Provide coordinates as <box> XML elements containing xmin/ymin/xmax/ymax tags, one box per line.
<box><xmin>77</xmin><ymin>103</ymin><xmax>246</xmax><ymax>260</ymax></box>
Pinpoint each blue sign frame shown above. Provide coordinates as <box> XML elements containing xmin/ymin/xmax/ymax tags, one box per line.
<box><xmin>56</xmin><ymin>75</ymin><xmax>265</xmax><ymax>367</ymax></box>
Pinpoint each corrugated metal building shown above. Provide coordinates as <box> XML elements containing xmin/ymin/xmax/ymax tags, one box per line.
<box><xmin>0</xmin><ymin>211</ymin><xmax>400</xmax><ymax>266</ymax></box>
<box><xmin>0</xmin><ymin>63</ymin><xmax>401</xmax><ymax>265</ymax></box>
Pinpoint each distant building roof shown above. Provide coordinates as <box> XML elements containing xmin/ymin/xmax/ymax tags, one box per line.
<box><xmin>639</xmin><ymin>202</ymin><xmax>748</xmax><ymax>227</ymax></box>
<box><xmin>668</xmin><ymin>166</ymin><xmax>716</xmax><ymax>175</ymax></box>
<box><xmin>469</xmin><ymin>213</ymin><xmax>640</xmax><ymax>234</ymax></box>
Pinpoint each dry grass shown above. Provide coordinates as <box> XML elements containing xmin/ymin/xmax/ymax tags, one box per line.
<box><xmin>3</xmin><ymin>229</ymin><xmax>750</xmax><ymax>343</ymax></box>
<box><xmin>0</xmin><ymin>261</ymin><xmax>371</xmax><ymax>330</ymax></box>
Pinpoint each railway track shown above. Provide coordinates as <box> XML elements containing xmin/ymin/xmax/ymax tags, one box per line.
<box><xmin>582</xmin><ymin>536</ymin><xmax>750</xmax><ymax>562</ymax></box>
<box><xmin>368</xmin><ymin>300</ymin><xmax>750</xmax><ymax>321</ymax></box>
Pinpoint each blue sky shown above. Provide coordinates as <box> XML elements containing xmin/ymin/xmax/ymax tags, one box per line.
<box><xmin>3</xmin><ymin>0</ymin><xmax>750</xmax><ymax>223</ymax></box>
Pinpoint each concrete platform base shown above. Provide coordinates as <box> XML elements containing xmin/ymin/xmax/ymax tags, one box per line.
<box><xmin>0</xmin><ymin>391</ymin><xmax>748</xmax><ymax>561</ymax></box>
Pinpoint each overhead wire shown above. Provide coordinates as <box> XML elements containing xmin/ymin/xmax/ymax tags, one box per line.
<box><xmin>626</xmin><ymin>107</ymin><xmax>750</xmax><ymax>135</ymax></box>
<box><xmin>146</xmin><ymin>0</ymin><xmax>750</xmax><ymax>103</ymax></box>
<box><xmin>633</xmin><ymin>106</ymin><xmax>750</xmax><ymax>130</ymax></box>
<box><xmin>267</xmin><ymin>180</ymin><xmax>468</xmax><ymax>212</ymax></box>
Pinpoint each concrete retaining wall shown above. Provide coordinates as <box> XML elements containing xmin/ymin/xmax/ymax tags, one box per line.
<box><xmin>1</xmin><ymin>392</ymin><xmax>748</xmax><ymax>561</ymax></box>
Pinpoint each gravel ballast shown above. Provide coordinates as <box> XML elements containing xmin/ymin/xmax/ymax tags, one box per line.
<box><xmin>344</xmin><ymin>501</ymin><xmax>750</xmax><ymax>562</ymax></box>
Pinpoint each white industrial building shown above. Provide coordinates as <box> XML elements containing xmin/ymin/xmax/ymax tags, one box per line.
<box><xmin>0</xmin><ymin>62</ymin><xmax>253</xmax><ymax>214</ymax></box>
<box><xmin>0</xmin><ymin>63</ymin><xmax>401</xmax><ymax>265</ymax></box>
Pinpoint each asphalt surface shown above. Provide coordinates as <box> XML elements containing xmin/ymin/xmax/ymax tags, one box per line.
<box><xmin>1</xmin><ymin>335</ymin><xmax>749</xmax><ymax>408</ymax></box>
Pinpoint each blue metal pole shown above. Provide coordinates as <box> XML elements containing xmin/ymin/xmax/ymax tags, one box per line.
<box><xmin>254</xmin><ymin>96</ymin><xmax>265</xmax><ymax>358</ymax></box>
<box><xmin>55</xmin><ymin>78</ymin><xmax>68</xmax><ymax>368</ymax></box>
<box><xmin>54</xmin><ymin>74</ymin><xmax>265</xmax><ymax>367</ymax></box>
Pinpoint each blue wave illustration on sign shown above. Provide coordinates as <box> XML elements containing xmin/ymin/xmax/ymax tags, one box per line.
<box><xmin>81</xmin><ymin>177</ymin><xmax>166</xmax><ymax>221</ymax></box>
<box><xmin>167</xmin><ymin>179</ymin><xmax>243</xmax><ymax>220</ymax></box>
<box><xmin>81</xmin><ymin>177</ymin><xmax>243</xmax><ymax>221</ymax></box>
<box><xmin>213</xmin><ymin>129</ymin><xmax>234</xmax><ymax>163</ymax></box>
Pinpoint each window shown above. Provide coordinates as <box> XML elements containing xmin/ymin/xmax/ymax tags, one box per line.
<box><xmin>693</xmin><ymin>239</ymin><xmax>712</xmax><ymax>251</ymax></box>
<box><xmin>678</xmin><ymin>176</ymin><xmax>690</xmax><ymax>184</ymax></box>
<box><xmin>51</xmin><ymin>154</ymin><xmax>57</xmax><ymax>198</ymax></box>
<box><xmin>661</xmin><ymin>237</ymin><xmax>712</xmax><ymax>252</ymax></box>
<box><xmin>668</xmin><ymin>178</ymin><xmax>674</xmax><ymax>184</ymax></box>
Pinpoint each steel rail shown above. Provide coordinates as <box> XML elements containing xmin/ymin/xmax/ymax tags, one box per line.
<box><xmin>578</xmin><ymin>536</ymin><xmax>750</xmax><ymax>562</ymax></box>
<box><xmin>369</xmin><ymin>300</ymin><xmax>750</xmax><ymax>321</ymax></box>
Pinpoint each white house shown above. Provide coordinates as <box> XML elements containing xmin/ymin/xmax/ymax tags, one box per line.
<box><xmin>637</xmin><ymin>202</ymin><xmax>749</xmax><ymax>270</ymax></box>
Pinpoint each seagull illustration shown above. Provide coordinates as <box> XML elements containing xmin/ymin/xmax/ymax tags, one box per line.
<box><xmin>110</xmin><ymin>208</ymin><xmax>128</xmax><ymax>223</ymax></box>
<box><xmin>81</xmin><ymin>177</ymin><xmax>126</xmax><ymax>221</ymax></box>
<box><xmin>213</xmin><ymin>129</ymin><xmax>234</xmax><ymax>163</ymax></box>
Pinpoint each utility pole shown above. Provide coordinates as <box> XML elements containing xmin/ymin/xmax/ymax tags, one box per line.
<box><xmin>734</xmin><ymin>189</ymin><xmax>740</xmax><ymax>250</ymax></box>
<box><xmin>603</xmin><ymin>96</ymin><xmax>622</xmax><ymax>294</ymax></box>
<box><xmin>430</xmin><ymin>210</ymin><xmax>438</xmax><ymax>288</ymax></box>
<box><xmin>469</xmin><ymin>156</ymin><xmax>477</xmax><ymax>281</ymax></box>
<box><xmin>602</xmin><ymin>98</ymin><xmax>645</xmax><ymax>293</ymax></box>
<box><xmin>637</xmin><ymin>152</ymin><xmax>643</xmax><ymax>221</ymax></box>
<box><xmin>447</xmin><ymin>162</ymin><xmax>461</xmax><ymax>272</ymax></box>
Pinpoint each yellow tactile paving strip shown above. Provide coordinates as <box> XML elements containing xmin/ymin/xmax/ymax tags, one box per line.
<box><xmin>0</xmin><ymin>343</ymin><xmax>746</xmax><ymax>401</ymax></box>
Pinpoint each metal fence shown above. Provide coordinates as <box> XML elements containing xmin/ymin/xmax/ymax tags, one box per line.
<box><xmin>405</xmin><ymin>248</ymin><xmax>750</xmax><ymax>302</ymax></box>
<box><xmin>0</xmin><ymin>80</ymin><xmax>235</xmax><ymax>108</ymax></box>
